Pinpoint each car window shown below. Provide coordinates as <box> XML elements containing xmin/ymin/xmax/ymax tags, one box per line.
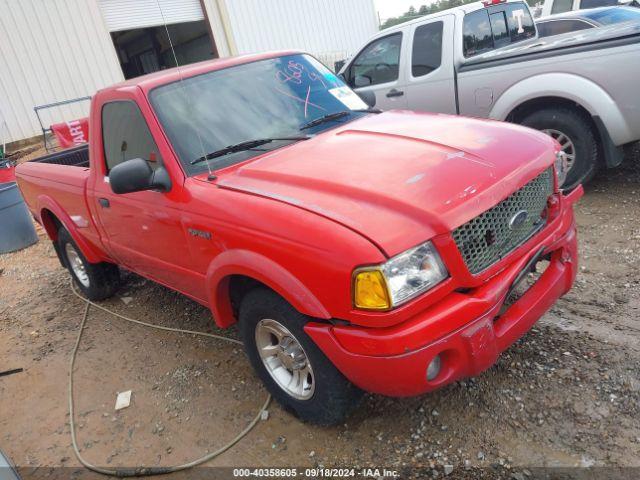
<box><xmin>536</xmin><ymin>19</ymin><xmax>594</xmax><ymax>37</ymax></box>
<box><xmin>151</xmin><ymin>54</ymin><xmax>368</xmax><ymax>174</ymax></box>
<box><xmin>504</xmin><ymin>4</ymin><xmax>536</xmax><ymax>42</ymax></box>
<box><xmin>349</xmin><ymin>33</ymin><xmax>402</xmax><ymax>87</ymax></box>
<box><xmin>463</xmin><ymin>3</ymin><xmax>535</xmax><ymax>58</ymax></box>
<box><xmin>411</xmin><ymin>21</ymin><xmax>443</xmax><ymax>77</ymax></box>
<box><xmin>585</xmin><ymin>7</ymin><xmax>640</xmax><ymax>23</ymax></box>
<box><xmin>551</xmin><ymin>0</ymin><xmax>574</xmax><ymax>14</ymax></box>
<box><xmin>463</xmin><ymin>10</ymin><xmax>494</xmax><ymax>57</ymax></box>
<box><xmin>102</xmin><ymin>101</ymin><xmax>162</xmax><ymax>172</ymax></box>
<box><xmin>490</xmin><ymin>12</ymin><xmax>511</xmax><ymax>48</ymax></box>
<box><xmin>580</xmin><ymin>0</ymin><xmax>618</xmax><ymax>8</ymax></box>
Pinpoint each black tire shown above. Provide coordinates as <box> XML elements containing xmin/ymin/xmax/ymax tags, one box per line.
<box><xmin>57</xmin><ymin>228</ymin><xmax>120</xmax><ymax>301</ymax></box>
<box><xmin>520</xmin><ymin>107</ymin><xmax>599</xmax><ymax>190</ymax></box>
<box><xmin>239</xmin><ymin>288</ymin><xmax>363</xmax><ymax>425</ymax></box>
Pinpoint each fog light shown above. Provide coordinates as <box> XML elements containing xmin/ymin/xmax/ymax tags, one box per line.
<box><xmin>426</xmin><ymin>354</ymin><xmax>442</xmax><ymax>381</ymax></box>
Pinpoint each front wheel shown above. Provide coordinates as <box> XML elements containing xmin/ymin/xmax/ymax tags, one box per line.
<box><xmin>520</xmin><ymin>107</ymin><xmax>598</xmax><ymax>190</ymax></box>
<box><xmin>58</xmin><ymin>228</ymin><xmax>120</xmax><ymax>301</ymax></box>
<box><xmin>239</xmin><ymin>288</ymin><xmax>363</xmax><ymax>425</ymax></box>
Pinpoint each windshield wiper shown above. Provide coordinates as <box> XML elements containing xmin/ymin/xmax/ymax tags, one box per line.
<box><xmin>299</xmin><ymin>111</ymin><xmax>352</xmax><ymax>131</ymax></box>
<box><xmin>299</xmin><ymin>107</ymin><xmax>382</xmax><ymax>131</ymax></box>
<box><xmin>190</xmin><ymin>136</ymin><xmax>310</xmax><ymax>165</ymax></box>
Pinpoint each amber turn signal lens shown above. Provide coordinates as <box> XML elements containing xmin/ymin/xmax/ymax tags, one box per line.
<box><xmin>353</xmin><ymin>269</ymin><xmax>391</xmax><ymax>310</ymax></box>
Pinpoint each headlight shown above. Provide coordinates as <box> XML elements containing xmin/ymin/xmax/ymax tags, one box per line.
<box><xmin>353</xmin><ymin>241</ymin><xmax>448</xmax><ymax>310</ymax></box>
<box><xmin>554</xmin><ymin>151</ymin><xmax>569</xmax><ymax>187</ymax></box>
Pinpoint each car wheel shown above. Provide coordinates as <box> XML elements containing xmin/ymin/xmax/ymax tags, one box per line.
<box><xmin>57</xmin><ymin>227</ymin><xmax>120</xmax><ymax>301</ymax></box>
<box><xmin>520</xmin><ymin>107</ymin><xmax>598</xmax><ymax>190</ymax></box>
<box><xmin>239</xmin><ymin>288</ymin><xmax>363</xmax><ymax>425</ymax></box>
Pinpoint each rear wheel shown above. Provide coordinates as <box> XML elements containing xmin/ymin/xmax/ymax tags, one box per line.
<box><xmin>57</xmin><ymin>228</ymin><xmax>120</xmax><ymax>300</ymax></box>
<box><xmin>520</xmin><ymin>107</ymin><xmax>598</xmax><ymax>190</ymax></box>
<box><xmin>239</xmin><ymin>288</ymin><xmax>363</xmax><ymax>425</ymax></box>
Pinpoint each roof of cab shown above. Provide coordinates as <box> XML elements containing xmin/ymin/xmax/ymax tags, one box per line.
<box><xmin>98</xmin><ymin>50</ymin><xmax>302</xmax><ymax>94</ymax></box>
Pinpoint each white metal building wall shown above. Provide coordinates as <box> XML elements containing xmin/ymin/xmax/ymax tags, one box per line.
<box><xmin>224</xmin><ymin>0</ymin><xmax>378</xmax><ymax>67</ymax></box>
<box><xmin>0</xmin><ymin>0</ymin><xmax>123</xmax><ymax>144</ymax></box>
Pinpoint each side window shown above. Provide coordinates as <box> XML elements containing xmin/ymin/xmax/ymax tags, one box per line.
<box><xmin>551</xmin><ymin>0</ymin><xmax>574</xmax><ymax>14</ymax></box>
<box><xmin>349</xmin><ymin>33</ymin><xmax>402</xmax><ymax>87</ymax></box>
<box><xmin>411</xmin><ymin>21</ymin><xmax>443</xmax><ymax>77</ymax></box>
<box><xmin>538</xmin><ymin>20</ymin><xmax>594</xmax><ymax>37</ymax></box>
<box><xmin>463</xmin><ymin>10</ymin><xmax>494</xmax><ymax>57</ymax></box>
<box><xmin>504</xmin><ymin>4</ymin><xmax>536</xmax><ymax>42</ymax></box>
<box><xmin>490</xmin><ymin>12</ymin><xmax>510</xmax><ymax>49</ymax></box>
<box><xmin>536</xmin><ymin>21</ymin><xmax>553</xmax><ymax>37</ymax></box>
<box><xmin>580</xmin><ymin>0</ymin><xmax>618</xmax><ymax>8</ymax></box>
<box><xmin>102</xmin><ymin>102</ymin><xmax>162</xmax><ymax>172</ymax></box>
<box><xmin>464</xmin><ymin>4</ymin><xmax>535</xmax><ymax>57</ymax></box>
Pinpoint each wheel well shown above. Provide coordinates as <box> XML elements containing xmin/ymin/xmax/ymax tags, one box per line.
<box><xmin>227</xmin><ymin>275</ymin><xmax>273</xmax><ymax>320</ymax></box>
<box><xmin>507</xmin><ymin>96</ymin><xmax>597</xmax><ymax>133</ymax></box>
<box><xmin>506</xmin><ymin>96</ymin><xmax>602</xmax><ymax>162</ymax></box>
<box><xmin>40</xmin><ymin>209</ymin><xmax>67</xmax><ymax>267</ymax></box>
<box><xmin>40</xmin><ymin>208</ymin><xmax>63</xmax><ymax>241</ymax></box>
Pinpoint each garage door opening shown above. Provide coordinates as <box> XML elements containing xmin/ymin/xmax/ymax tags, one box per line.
<box><xmin>111</xmin><ymin>20</ymin><xmax>217</xmax><ymax>79</ymax></box>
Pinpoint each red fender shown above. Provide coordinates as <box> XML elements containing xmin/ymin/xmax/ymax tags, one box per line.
<box><xmin>36</xmin><ymin>194</ymin><xmax>104</xmax><ymax>264</ymax></box>
<box><xmin>206</xmin><ymin>249</ymin><xmax>331</xmax><ymax>328</ymax></box>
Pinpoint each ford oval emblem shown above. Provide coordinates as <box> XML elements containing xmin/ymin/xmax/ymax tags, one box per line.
<box><xmin>509</xmin><ymin>210</ymin><xmax>528</xmax><ymax>230</ymax></box>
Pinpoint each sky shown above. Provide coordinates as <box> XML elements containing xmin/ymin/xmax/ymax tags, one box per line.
<box><xmin>374</xmin><ymin>0</ymin><xmax>435</xmax><ymax>22</ymax></box>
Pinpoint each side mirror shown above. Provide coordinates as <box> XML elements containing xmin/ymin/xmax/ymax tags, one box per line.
<box><xmin>109</xmin><ymin>158</ymin><xmax>171</xmax><ymax>194</ymax></box>
<box><xmin>354</xmin><ymin>75</ymin><xmax>372</xmax><ymax>88</ymax></box>
<box><xmin>356</xmin><ymin>90</ymin><xmax>376</xmax><ymax>108</ymax></box>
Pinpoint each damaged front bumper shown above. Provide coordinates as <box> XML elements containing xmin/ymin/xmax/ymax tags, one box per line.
<box><xmin>304</xmin><ymin>186</ymin><xmax>583</xmax><ymax>397</ymax></box>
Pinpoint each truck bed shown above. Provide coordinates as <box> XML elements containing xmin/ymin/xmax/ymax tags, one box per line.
<box><xmin>29</xmin><ymin>144</ymin><xmax>89</xmax><ymax>168</ymax></box>
<box><xmin>15</xmin><ymin>143</ymin><xmax>98</xmax><ymax>249</ymax></box>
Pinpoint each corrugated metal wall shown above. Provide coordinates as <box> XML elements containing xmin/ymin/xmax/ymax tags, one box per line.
<box><xmin>0</xmin><ymin>0</ymin><xmax>378</xmax><ymax>144</ymax></box>
<box><xmin>0</xmin><ymin>0</ymin><xmax>123</xmax><ymax>144</ymax></box>
<box><xmin>224</xmin><ymin>0</ymin><xmax>378</xmax><ymax>68</ymax></box>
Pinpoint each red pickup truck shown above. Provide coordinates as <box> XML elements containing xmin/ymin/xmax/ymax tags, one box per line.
<box><xmin>16</xmin><ymin>52</ymin><xmax>582</xmax><ymax>425</ymax></box>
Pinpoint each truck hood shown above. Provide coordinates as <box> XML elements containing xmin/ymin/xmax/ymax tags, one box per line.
<box><xmin>215</xmin><ymin>111</ymin><xmax>556</xmax><ymax>256</ymax></box>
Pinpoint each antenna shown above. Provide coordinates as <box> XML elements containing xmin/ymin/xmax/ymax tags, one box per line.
<box><xmin>155</xmin><ymin>0</ymin><xmax>212</xmax><ymax>176</ymax></box>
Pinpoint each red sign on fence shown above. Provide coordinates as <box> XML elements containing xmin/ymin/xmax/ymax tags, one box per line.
<box><xmin>51</xmin><ymin>118</ymin><xmax>89</xmax><ymax>148</ymax></box>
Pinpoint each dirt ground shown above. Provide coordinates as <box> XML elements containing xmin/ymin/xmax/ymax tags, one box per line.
<box><xmin>1</xmin><ymin>153</ymin><xmax>639</xmax><ymax>480</ymax></box>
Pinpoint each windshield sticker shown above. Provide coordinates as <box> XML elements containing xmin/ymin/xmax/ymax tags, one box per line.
<box><xmin>512</xmin><ymin>9</ymin><xmax>525</xmax><ymax>34</ymax></box>
<box><xmin>328</xmin><ymin>87</ymin><xmax>367</xmax><ymax>110</ymax></box>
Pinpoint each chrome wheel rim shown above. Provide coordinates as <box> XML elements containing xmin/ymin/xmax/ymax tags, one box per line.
<box><xmin>541</xmin><ymin>129</ymin><xmax>576</xmax><ymax>172</ymax></box>
<box><xmin>255</xmin><ymin>319</ymin><xmax>315</xmax><ymax>400</ymax></box>
<box><xmin>65</xmin><ymin>243</ymin><xmax>90</xmax><ymax>288</ymax></box>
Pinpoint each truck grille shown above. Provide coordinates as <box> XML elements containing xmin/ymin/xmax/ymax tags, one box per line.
<box><xmin>452</xmin><ymin>168</ymin><xmax>554</xmax><ymax>274</ymax></box>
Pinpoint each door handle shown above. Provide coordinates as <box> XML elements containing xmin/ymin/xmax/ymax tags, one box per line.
<box><xmin>98</xmin><ymin>198</ymin><xmax>110</xmax><ymax>208</ymax></box>
<box><xmin>386</xmin><ymin>89</ymin><xmax>404</xmax><ymax>98</ymax></box>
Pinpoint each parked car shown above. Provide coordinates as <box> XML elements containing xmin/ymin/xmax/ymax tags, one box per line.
<box><xmin>16</xmin><ymin>51</ymin><xmax>582</xmax><ymax>425</ymax></box>
<box><xmin>535</xmin><ymin>0</ymin><xmax>638</xmax><ymax>18</ymax></box>
<box><xmin>536</xmin><ymin>6</ymin><xmax>640</xmax><ymax>37</ymax></box>
<box><xmin>339</xmin><ymin>0</ymin><xmax>640</xmax><ymax>190</ymax></box>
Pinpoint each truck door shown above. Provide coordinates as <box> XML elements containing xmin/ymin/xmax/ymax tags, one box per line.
<box><xmin>403</xmin><ymin>15</ymin><xmax>457</xmax><ymax>114</ymax></box>
<box><xmin>90</xmin><ymin>98</ymin><xmax>203</xmax><ymax>300</ymax></box>
<box><xmin>346</xmin><ymin>32</ymin><xmax>408</xmax><ymax>110</ymax></box>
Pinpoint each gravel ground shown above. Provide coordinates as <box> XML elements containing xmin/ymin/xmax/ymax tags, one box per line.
<box><xmin>1</xmin><ymin>154</ymin><xmax>639</xmax><ymax>480</ymax></box>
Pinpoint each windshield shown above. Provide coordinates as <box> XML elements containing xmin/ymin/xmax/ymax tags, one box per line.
<box><xmin>150</xmin><ymin>54</ymin><xmax>369</xmax><ymax>175</ymax></box>
<box><xmin>584</xmin><ymin>7</ymin><xmax>640</xmax><ymax>24</ymax></box>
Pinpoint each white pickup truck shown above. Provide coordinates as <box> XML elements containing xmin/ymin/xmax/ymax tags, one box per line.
<box><xmin>339</xmin><ymin>0</ymin><xmax>640</xmax><ymax>189</ymax></box>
